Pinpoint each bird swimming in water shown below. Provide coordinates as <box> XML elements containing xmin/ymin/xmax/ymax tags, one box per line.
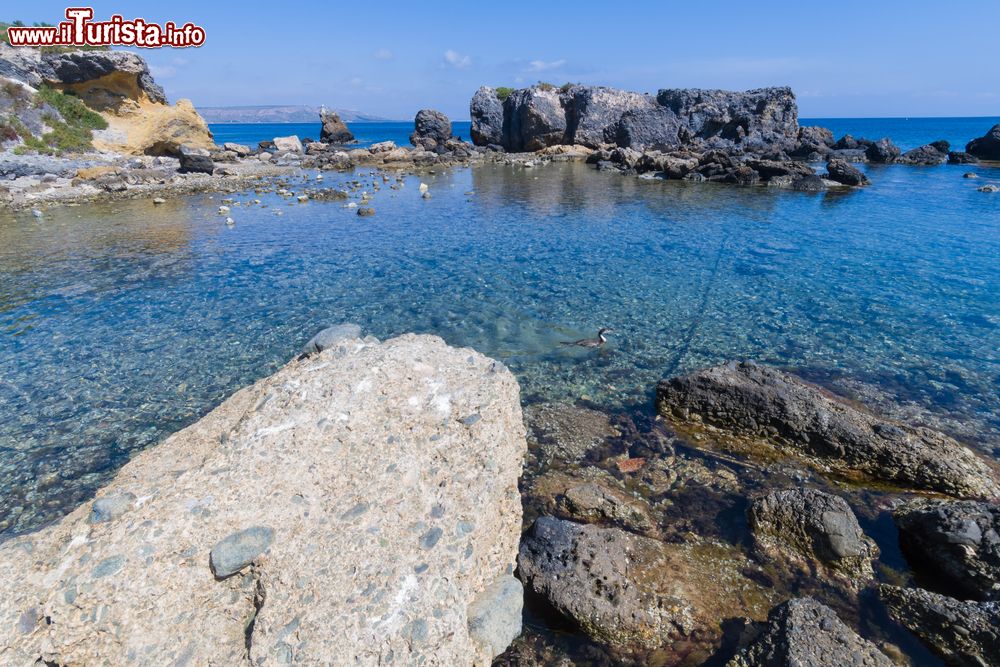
<box><xmin>561</xmin><ymin>327</ymin><xmax>614</xmax><ymax>348</ymax></box>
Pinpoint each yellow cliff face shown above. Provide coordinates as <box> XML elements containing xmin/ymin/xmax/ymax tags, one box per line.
<box><xmin>56</xmin><ymin>70</ymin><xmax>214</xmax><ymax>156</ymax></box>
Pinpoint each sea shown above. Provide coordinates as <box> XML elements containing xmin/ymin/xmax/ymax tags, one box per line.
<box><xmin>1</xmin><ymin>116</ymin><xmax>998</xmax><ymax>664</ymax></box>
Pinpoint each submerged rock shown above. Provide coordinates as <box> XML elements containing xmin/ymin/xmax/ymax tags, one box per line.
<box><xmin>880</xmin><ymin>585</ymin><xmax>1000</xmax><ymax>667</ymax></box>
<box><xmin>522</xmin><ymin>402</ymin><xmax>619</xmax><ymax>467</ymax></box>
<box><xmin>966</xmin><ymin>124</ymin><xmax>1000</xmax><ymax>161</ymax></box>
<box><xmin>895</xmin><ymin>499</ymin><xmax>1000</xmax><ymax>601</ymax></box>
<box><xmin>726</xmin><ymin>597</ymin><xmax>894</xmax><ymax>667</ymax></box>
<box><xmin>749</xmin><ymin>488</ymin><xmax>878</xmax><ymax>582</ymax></box>
<box><xmin>0</xmin><ymin>334</ymin><xmax>526</xmax><ymax>665</ymax></box>
<box><xmin>826</xmin><ymin>158</ymin><xmax>870</xmax><ymax>186</ymax></box>
<box><xmin>656</xmin><ymin>361</ymin><xmax>1000</xmax><ymax>498</ymax></box>
<box><xmin>948</xmin><ymin>151</ymin><xmax>979</xmax><ymax>164</ymax></box>
<box><xmin>517</xmin><ymin>516</ymin><xmax>772</xmax><ymax>658</ymax></box>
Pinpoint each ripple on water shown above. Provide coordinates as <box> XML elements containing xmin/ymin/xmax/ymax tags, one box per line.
<box><xmin>0</xmin><ymin>160</ymin><xmax>998</xmax><ymax>536</ymax></box>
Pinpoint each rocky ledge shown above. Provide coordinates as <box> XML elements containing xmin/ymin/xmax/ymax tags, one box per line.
<box><xmin>0</xmin><ymin>332</ymin><xmax>526</xmax><ymax>665</ymax></box>
<box><xmin>656</xmin><ymin>360</ymin><xmax>1000</xmax><ymax>498</ymax></box>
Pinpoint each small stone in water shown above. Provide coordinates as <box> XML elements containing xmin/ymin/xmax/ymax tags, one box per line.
<box><xmin>209</xmin><ymin>526</ymin><xmax>275</xmax><ymax>578</ymax></box>
<box><xmin>422</xmin><ymin>191</ymin><xmax>431</xmax><ymax>200</ymax></box>
<box><xmin>89</xmin><ymin>492</ymin><xmax>136</xmax><ymax>524</ymax></box>
<box><xmin>357</xmin><ymin>207</ymin><xmax>375</xmax><ymax>217</ymax></box>
<box><xmin>152</xmin><ymin>197</ymin><xmax>165</xmax><ymax>205</ymax></box>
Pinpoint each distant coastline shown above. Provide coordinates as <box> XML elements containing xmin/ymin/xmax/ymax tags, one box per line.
<box><xmin>198</xmin><ymin>104</ymin><xmax>391</xmax><ymax>124</ymax></box>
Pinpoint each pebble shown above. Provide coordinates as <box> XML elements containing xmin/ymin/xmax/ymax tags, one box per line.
<box><xmin>89</xmin><ymin>492</ymin><xmax>136</xmax><ymax>524</ymax></box>
<box><xmin>418</xmin><ymin>182</ymin><xmax>429</xmax><ymax>194</ymax></box>
<box><xmin>357</xmin><ymin>207</ymin><xmax>375</xmax><ymax>217</ymax></box>
<box><xmin>979</xmin><ymin>184</ymin><xmax>999</xmax><ymax>193</ymax></box>
<box><xmin>421</xmin><ymin>192</ymin><xmax>431</xmax><ymax>200</ymax></box>
<box><xmin>209</xmin><ymin>526</ymin><xmax>275</xmax><ymax>578</ymax></box>
<box><xmin>31</xmin><ymin>209</ymin><xmax>43</xmax><ymax>218</ymax></box>
<box><xmin>152</xmin><ymin>197</ymin><xmax>166</xmax><ymax>205</ymax></box>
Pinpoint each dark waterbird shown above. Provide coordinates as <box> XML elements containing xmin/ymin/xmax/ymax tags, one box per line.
<box><xmin>560</xmin><ymin>327</ymin><xmax>614</xmax><ymax>348</ymax></box>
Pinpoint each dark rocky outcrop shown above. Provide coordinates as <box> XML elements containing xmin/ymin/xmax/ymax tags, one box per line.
<box><xmin>319</xmin><ymin>108</ymin><xmax>355</xmax><ymax>144</ymax></box>
<box><xmin>725</xmin><ymin>597</ymin><xmax>894</xmax><ymax>667</ymax></box>
<box><xmin>478</xmin><ymin>84</ymin><xmax>799</xmax><ymax>155</ymax></box>
<box><xmin>895</xmin><ymin>500</ymin><xmax>1000</xmax><ymax>601</ymax></box>
<box><xmin>657</xmin><ymin>87</ymin><xmax>800</xmax><ymax>152</ymax></box>
<box><xmin>966</xmin><ymin>124</ymin><xmax>1000</xmax><ymax>161</ymax></box>
<box><xmin>880</xmin><ymin>585</ymin><xmax>1000</xmax><ymax>667</ymax></box>
<box><xmin>41</xmin><ymin>50</ymin><xmax>166</xmax><ymax>105</ymax></box>
<box><xmin>790</xmin><ymin>126</ymin><xmax>835</xmax><ymax>159</ymax></box>
<box><xmin>613</xmin><ymin>105</ymin><xmax>683</xmax><ymax>151</ymax></box>
<box><xmin>948</xmin><ymin>151</ymin><xmax>979</xmax><ymax>164</ymax></box>
<box><xmin>469</xmin><ymin>86</ymin><xmax>503</xmax><ymax>146</ymax></box>
<box><xmin>897</xmin><ymin>140</ymin><xmax>950</xmax><ymax>165</ymax></box>
<box><xmin>517</xmin><ymin>517</ymin><xmax>771</xmax><ymax>657</ymax></box>
<box><xmin>177</xmin><ymin>145</ymin><xmax>213</xmax><ymax>174</ymax></box>
<box><xmin>410</xmin><ymin>108</ymin><xmax>452</xmax><ymax>150</ymax></box>
<box><xmin>564</xmin><ymin>86</ymin><xmax>655</xmax><ymax>148</ymax></box>
<box><xmin>865</xmin><ymin>138</ymin><xmax>901</xmax><ymax>163</ymax></box>
<box><xmin>749</xmin><ymin>488</ymin><xmax>878</xmax><ymax>582</ymax></box>
<box><xmin>656</xmin><ymin>361</ymin><xmax>1000</xmax><ymax>498</ymax></box>
<box><xmin>501</xmin><ymin>87</ymin><xmax>567</xmax><ymax>152</ymax></box>
<box><xmin>826</xmin><ymin>159</ymin><xmax>870</xmax><ymax>186</ymax></box>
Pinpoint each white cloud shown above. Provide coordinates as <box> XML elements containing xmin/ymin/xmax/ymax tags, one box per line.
<box><xmin>374</xmin><ymin>48</ymin><xmax>393</xmax><ymax>61</ymax></box>
<box><xmin>527</xmin><ymin>59</ymin><xmax>566</xmax><ymax>72</ymax></box>
<box><xmin>443</xmin><ymin>49</ymin><xmax>471</xmax><ymax>69</ymax></box>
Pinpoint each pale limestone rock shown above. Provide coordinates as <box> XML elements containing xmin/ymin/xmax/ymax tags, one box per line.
<box><xmin>0</xmin><ymin>334</ymin><xmax>526</xmax><ymax>666</ymax></box>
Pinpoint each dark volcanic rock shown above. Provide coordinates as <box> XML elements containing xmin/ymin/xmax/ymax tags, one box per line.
<box><xmin>656</xmin><ymin>87</ymin><xmax>800</xmax><ymax>152</ymax></box>
<box><xmin>502</xmin><ymin>86</ymin><xmax>567</xmax><ymax>152</ymax></box>
<box><xmin>790</xmin><ymin>175</ymin><xmax>828</xmax><ymax>192</ymax></box>
<box><xmin>865</xmin><ymin>138</ymin><xmax>901</xmax><ymax>163</ymax></box>
<box><xmin>948</xmin><ymin>151</ymin><xmax>979</xmax><ymax>164</ymax></box>
<box><xmin>518</xmin><ymin>517</ymin><xmax>771</xmax><ymax>657</ymax></box>
<box><xmin>898</xmin><ymin>141</ymin><xmax>949</xmax><ymax>165</ymax></box>
<box><xmin>895</xmin><ymin>500</ymin><xmax>1000</xmax><ymax>601</ymax></box>
<box><xmin>613</xmin><ymin>103</ymin><xmax>685</xmax><ymax>152</ymax></box>
<box><xmin>744</xmin><ymin>159</ymin><xmax>815</xmax><ymax>180</ymax></box>
<box><xmin>177</xmin><ymin>145</ymin><xmax>213</xmax><ymax>174</ymax></box>
<box><xmin>564</xmin><ymin>86</ymin><xmax>656</xmax><ymax>148</ymax></box>
<box><xmin>655</xmin><ymin>361</ymin><xmax>1000</xmax><ymax>498</ymax></box>
<box><xmin>725</xmin><ymin>597</ymin><xmax>893</xmax><ymax>667</ymax></box>
<box><xmin>43</xmin><ymin>50</ymin><xmax>165</xmax><ymax>104</ymax></box>
<box><xmin>880</xmin><ymin>585</ymin><xmax>1000</xmax><ymax>667</ymax></box>
<box><xmin>826</xmin><ymin>158</ymin><xmax>870</xmax><ymax>186</ymax></box>
<box><xmin>966</xmin><ymin>124</ymin><xmax>1000</xmax><ymax>161</ymax></box>
<box><xmin>790</xmin><ymin>126</ymin><xmax>835</xmax><ymax>158</ymax></box>
<box><xmin>319</xmin><ymin>109</ymin><xmax>354</xmax><ymax>144</ymax></box>
<box><xmin>834</xmin><ymin>134</ymin><xmax>859</xmax><ymax>150</ymax></box>
<box><xmin>470</xmin><ymin>86</ymin><xmax>503</xmax><ymax>146</ymax></box>
<box><xmin>749</xmin><ymin>488</ymin><xmax>877</xmax><ymax>582</ymax></box>
<box><xmin>410</xmin><ymin>109</ymin><xmax>452</xmax><ymax>150</ymax></box>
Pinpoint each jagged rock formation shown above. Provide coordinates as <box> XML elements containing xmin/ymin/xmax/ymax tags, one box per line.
<box><xmin>726</xmin><ymin>598</ymin><xmax>894</xmax><ymax>667</ymax></box>
<box><xmin>880</xmin><ymin>585</ymin><xmax>1000</xmax><ymax>666</ymax></box>
<box><xmin>656</xmin><ymin>361</ymin><xmax>1000</xmax><ymax>498</ymax></box>
<box><xmin>319</xmin><ymin>108</ymin><xmax>355</xmax><ymax>144</ymax></box>
<box><xmin>410</xmin><ymin>108</ymin><xmax>452</xmax><ymax>151</ymax></box>
<box><xmin>517</xmin><ymin>516</ymin><xmax>772</xmax><ymax>659</ymax></box>
<box><xmin>966</xmin><ymin>124</ymin><xmax>1000</xmax><ymax>161</ymax></box>
<box><xmin>471</xmin><ymin>83</ymin><xmax>800</xmax><ymax>154</ymax></box>
<box><xmin>895</xmin><ymin>499</ymin><xmax>1000</xmax><ymax>601</ymax></box>
<box><xmin>0</xmin><ymin>333</ymin><xmax>526</xmax><ymax>665</ymax></box>
<box><xmin>749</xmin><ymin>488</ymin><xmax>878</xmax><ymax>582</ymax></box>
<box><xmin>0</xmin><ymin>44</ymin><xmax>213</xmax><ymax>156</ymax></box>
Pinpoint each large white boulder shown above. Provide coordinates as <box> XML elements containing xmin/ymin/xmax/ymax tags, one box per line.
<box><xmin>0</xmin><ymin>333</ymin><xmax>526</xmax><ymax>665</ymax></box>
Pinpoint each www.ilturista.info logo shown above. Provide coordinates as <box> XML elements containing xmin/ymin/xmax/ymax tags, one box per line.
<box><xmin>6</xmin><ymin>7</ymin><xmax>205</xmax><ymax>48</ymax></box>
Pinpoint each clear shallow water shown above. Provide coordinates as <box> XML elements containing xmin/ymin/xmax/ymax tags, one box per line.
<box><xmin>208</xmin><ymin>120</ymin><xmax>474</xmax><ymax>148</ymax></box>
<box><xmin>1</xmin><ymin>156</ymin><xmax>1000</xmax><ymax>537</ymax></box>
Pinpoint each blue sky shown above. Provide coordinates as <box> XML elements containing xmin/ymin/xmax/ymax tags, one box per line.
<box><xmin>17</xmin><ymin>1</ymin><xmax>1000</xmax><ymax>119</ymax></box>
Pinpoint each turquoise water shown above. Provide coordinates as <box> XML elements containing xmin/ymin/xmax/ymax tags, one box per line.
<box><xmin>207</xmin><ymin>118</ymin><xmax>1000</xmax><ymax>153</ymax></box>
<box><xmin>1</xmin><ymin>127</ymin><xmax>1000</xmax><ymax>538</ymax></box>
<box><xmin>209</xmin><ymin>120</ymin><xmax>473</xmax><ymax>148</ymax></box>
